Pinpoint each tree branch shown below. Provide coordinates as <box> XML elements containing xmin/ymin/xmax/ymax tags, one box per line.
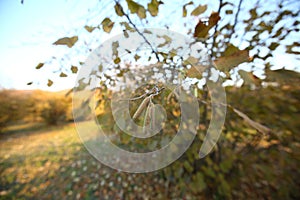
<box><xmin>114</xmin><ymin>1</ymin><xmax>161</xmax><ymax>62</ymax></box>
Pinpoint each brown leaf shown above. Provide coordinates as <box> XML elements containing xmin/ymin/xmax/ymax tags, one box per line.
<box><xmin>35</xmin><ymin>63</ymin><xmax>44</xmax><ymax>69</ymax></box>
<box><xmin>214</xmin><ymin>45</ymin><xmax>250</xmax><ymax>72</ymax></box>
<box><xmin>194</xmin><ymin>12</ymin><xmax>220</xmax><ymax>38</ymax></box>
<box><xmin>47</xmin><ymin>79</ymin><xmax>53</xmax><ymax>87</ymax></box>
<box><xmin>71</xmin><ymin>66</ymin><xmax>78</xmax><ymax>74</ymax></box>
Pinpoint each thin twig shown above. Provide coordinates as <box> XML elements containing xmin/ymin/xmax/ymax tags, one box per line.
<box><xmin>229</xmin><ymin>0</ymin><xmax>244</xmax><ymax>42</ymax></box>
<box><xmin>114</xmin><ymin>0</ymin><xmax>161</xmax><ymax>61</ymax></box>
<box><xmin>211</xmin><ymin>0</ymin><xmax>223</xmax><ymax>58</ymax></box>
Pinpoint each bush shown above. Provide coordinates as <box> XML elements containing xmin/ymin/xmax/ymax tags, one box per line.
<box><xmin>40</xmin><ymin>96</ymin><xmax>71</xmax><ymax>125</ymax></box>
<box><xmin>0</xmin><ymin>90</ymin><xmax>26</xmax><ymax>132</ymax></box>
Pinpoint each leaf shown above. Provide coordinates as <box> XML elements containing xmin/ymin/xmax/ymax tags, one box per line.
<box><xmin>269</xmin><ymin>42</ymin><xmax>279</xmax><ymax>51</ymax></box>
<box><xmin>120</xmin><ymin>22</ymin><xmax>135</xmax><ymax>32</ymax></box>
<box><xmin>47</xmin><ymin>79</ymin><xmax>53</xmax><ymax>87</ymax></box>
<box><xmin>191</xmin><ymin>5</ymin><xmax>207</xmax><ymax>16</ymax></box>
<box><xmin>232</xmin><ymin>107</ymin><xmax>271</xmax><ymax>135</ymax></box>
<box><xmin>190</xmin><ymin>173</ymin><xmax>206</xmax><ymax>193</ymax></box>
<box><xmin>137</xmin><ymin>6</ymin><xmax>146</xmax><ymax>19</ymax></box>
<box><xmin>194</xmin><ymin>12</ymin><xmax>220</xmax><ymax>38</ymax></box>
<box><xmin>35</xmin><ymin>63</ymin><xmax>44</xmax><ymax>69</ymax></box>
<box><xmin>133</xmin><ymin>96</ymin><xmax>151</xmax><ymax>120</ymax></box>
<box><xmin>53</xmin><ymin>36</ymin><xmax>78</xmax><ymax>48</ymax></box>
<box><xmin>214</xmin><ymin>45</ymin><xmax>250</xmax><ymax>72</ymax></box>
<box><xmin>101</xmin><ymin>18</ymin><xmax>114</xmax><ymax>33</ymax></box>
<box><xmin>238</xmin><ymin>70</ymin><xmax>261</xmax><ymax>86</ymax></box>
<box><xmin>157</xmin><ymin>35</ymin><xmax>172</xmax><ymax>48</ymax></box>
<box><xmin>182</xmin><ymin>1</ymin><xmax>193</xmax><ymax>17</ymax></box>
<box><xmin>126</xmin><ymin>0</ymin><xmax>146</xmax><ymax>19</ymax></box>
<box><xmin>134</xmin><ymin>54</ymin><xmax>141</xmax><ymax>61</ymax></box>
<box><xmin>114</xmin><ymin>57</ymin><xmax>121</xmax><ymax>64</ymax></box>
<box><xmin>27</xmin><ymin>82</ymin><xmax>33</xmax><ymax>85</ymax></box>
<box><xmin>84</xmin><ymin>25</ymin><xmax>96</xmax><ymax>33</ymax></box>
<box><xmin>59</xmin><ymin>72</ymin><xmax>67</xmax><ymax>77</ymax></box>
<box><xmin>126</xmin><ymin>0</ymin><xmax>140</xmax><ymax>13</ymax></box>
<box><xmin>265</xmin><ymin>68</ymin><xmax>300</xmax><ymax>84</ymax></box>
<box><xmin>114</xmin><ymin>3</ymin><xmax>124</xmax><ymax>16</ymax></box>
<box><xmin>147</xmin><ymin>0</ymin><xmax>162</xmax><ymax>17</ymax></box>
<box><xmin>123</xmin><ymin>30</ymin><xmax>129</xmax><ymax>38</ymax></box>
<box><xmin>186</xmin><ymin>66</ymin><xmax>203</xmax><ymax>79</ymax></box>
<box><xmin>225</xmin><ymin>10</ymin><xmax>233</xmax><ymax>14</ymax></box>
<box><xmin>112</xmin><ymin>41</ymin><xmax>119</xmax><ymax>57</ymax></box>
<box><xmin>71</xmin><ymin>66</ymin><xmax>78</xmax><ymax>74</ymax></box>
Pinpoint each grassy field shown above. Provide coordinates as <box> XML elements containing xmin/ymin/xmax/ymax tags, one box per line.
<box><xmin>0</xmin><ymin>122</ymin><xmax>172</xmax><ymax>200</ymax></box>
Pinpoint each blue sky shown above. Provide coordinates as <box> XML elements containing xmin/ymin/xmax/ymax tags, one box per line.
<box><xmin>0</xmin><ymin>0</ymin><xmax>99</xmax><ymax>91</ymax></box>
<box><xmin>0</xmin><ymin>0</ymin><xmax>299</xmax><ymax>91</ymax></box>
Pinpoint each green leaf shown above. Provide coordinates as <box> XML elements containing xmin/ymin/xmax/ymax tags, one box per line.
<box><xmin>53</xmin><ymin>36</ymin><xmax>78</xmax><ymax>48</ymax></box>
<box><xmin>47</xmin><ymin>79</ymin><xmax>53</xmax><ymax>87</ymax></box>
<box><xmin>71</xmin><ymin>66</ymin><xmax>78</xmax><ymax>74</ymax></box>
<box><xmin>191</xmin><ymin>5</ymin><xmax>207</xmax><ymax>16</ymax></box>
<box><xmin>84</xmin><ymin>25</ymin><xmax>96</xmax><ymax>33</ymax></box>
<box><xmin>190</xmin><ymin>173</ymin><xmax>207</xmax><ymax>193</ymax></box>
<box><xmin>114</xmin><ymin>3</ymin><xmax>124</xmax><ymax>16</ymax></box>
<box><xmin>182</xmin><ymin>1</ymin><xmax>193</xmax><ymax>17</ymax></box>
<box><xmin>35</xmin><ymin>63</ymin><xmax>44</xmax><ymax>69</ymax></box>
<box><xmin>183</xmin><ymin>161</ymin><xmax>193</xmax><ymax>173</ymax></box>
<box><xmin>147</xmin><ymin>0</ymin><xmax>162</xmax><ymax>17</ymax></box>
<box><xmin>101</xmin><ymin>18</ymin><xmax>114</xmax><ymax>33</ymax></box>
<box><xmin>59</xmin><ymin>72</ymin><xmax>67</xmax><ymax>77</ymax></box>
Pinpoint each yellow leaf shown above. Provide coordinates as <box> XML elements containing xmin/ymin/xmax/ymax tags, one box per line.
<box><xmin>53</xmin><ymin>36</ymin><xmax>78</xmax><ymax>48</ymax></box>
<box><xmin>191</xmin><ymin>5</ymin><xmax>207</xmax><ymax>16</ymax></box>
<box><xmin>147</xmin><ymin>0</ymin><xmax>162</xmax><ymax>17</ymax></box>
<box><xmin>101</xmin><ymin>18</ymin><xmax>114</xmax><ymax>33</ymax></box>
<box><xmin>182</xmin><ymin>1</ymin><xmax>193</xmax><ymax>17</ymax></box>
<box><xmin>59</xmin><ymin>72</ymin><xmax>67</xmax><ymax>77</ymax></box>
<box><xmin>114</xmin><ymin>3</ymin><xmax>124</xmax><ymax>16</ymax></box>
<box><xmin>84</xmin><ymin>25</ymin><xmax>96</xmax><ymax>33</ymax></box>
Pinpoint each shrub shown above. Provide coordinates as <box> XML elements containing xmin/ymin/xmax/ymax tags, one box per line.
<box><xmin>40</xmin><ymin>96</ymin><xmax>71</xmax><ymax>125</ymax></box>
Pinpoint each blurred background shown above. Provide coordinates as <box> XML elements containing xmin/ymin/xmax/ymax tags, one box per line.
<box><xmin>0</xmin><ymin>0</ymin><xmax>299</xmax><ymax>199</ymax></box>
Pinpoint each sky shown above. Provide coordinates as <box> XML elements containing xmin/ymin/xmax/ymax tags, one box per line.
<box><xmin>0</xmin><ymin>0</ymin><xmax>299</xmax><ymax>91</ymax></box>
<box><xmin>0</xmin><ymin>0</ymin><xmax>99</xmax><ymax>91</ymax></box>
